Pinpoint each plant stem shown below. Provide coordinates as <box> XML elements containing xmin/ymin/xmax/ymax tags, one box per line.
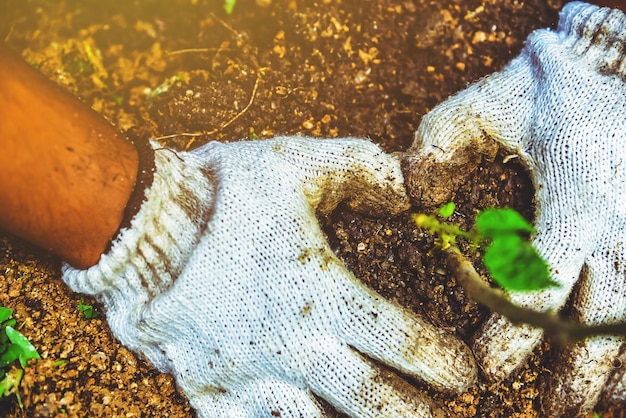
<box><xmin>445</xmin><ymin>247</ymin><xmax>626</xmax><ymax>342</ymax></box>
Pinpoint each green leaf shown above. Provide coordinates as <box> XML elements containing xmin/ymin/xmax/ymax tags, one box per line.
<box><xmin>78</xmin><ymin>298</ymin><xmax>98</xmax><ymax>319</ymax></box>
<box><xmin>0</xmin><ymin>308</ymin><xmax>12</xmax><ymax>323</ymax></box>
<box><xmin>437</xmin><ymin>202</ymin><xmax>455</xmax><ymax>219</ymax></box>
<box><xmin>1</xmin><ymin>319</ymin><xmax>16</xmax><ymax>330</ymax></box>
<box><xmin>0</xmin><ymin>344</ymin><xmax>20</xmax><ymax>369</ymax></box>
<box><xmin>224</xmin><ymin>0</ymin><xmax>236</xmax><ymax>14</ymax></box>
<box><xmin>5</xmin><ymin>327</ymin><xmax>40</xmax><ymax>368</ymax></box>
<box><xmin>475</xmin><ymin>208</ymin><xmax>535</xmax><ymax>239</ymax></box>
<box><xmin>484</xmin><ymin>234</ymin><xmax>558</xmax><ymax>291</ymax></box>
<box><xmin>0</xmin><ymin>366</ymin><xmax>23</xmax><ymax>398</ymax></box>
<box><xmin>53</xmin><ymin>359</ymin><xmax>67</xmax><ymax>367</ymax></box>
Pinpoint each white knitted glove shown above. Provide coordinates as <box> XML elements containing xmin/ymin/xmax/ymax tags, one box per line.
<box><xmin>403</xmin><ymin>2</ymin><xmax>625</xmax><ymax>415</ymax></box>
<box><xmin>63</xmin><ymin>136</ymin><xmax>476</xmax><ymax>417</ymax></box>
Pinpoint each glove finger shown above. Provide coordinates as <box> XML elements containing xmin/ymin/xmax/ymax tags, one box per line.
<box><xmin>192</xmin><ymin>393</ymin><xmax>248</xmax><ymax>418</ymax></box>
<box><xmin>472</xmin><ymin>317</ymin><xmax>543</xmax><ymax>383</ymax></box>
<box><xmin>402</xmin><ymin>91</ymin><xmax>498</xmax><ymax>210</ymax></box>
<box><xmin>541</xmin><ymin>336</ymin><xmax>623</xmax><ymax>416</ymax></box>
<box><xmin>265</xmin><ymin>136</ymin><xmax>410</xmax><ymax>216</ymax></box>
<box><xmin>193</xmin><ymin>380</ymin><xmax>323</xmax><ymax>418</ymax></box>
<box><xmin>335</xmin><ymin>276</ymin><xmax>476</xmax><ymax>394</ymax></box>
<box><xmin>600</xmin><ymin>345</ymin><xmax>626</xmax><ymax>408</ymax></box>
<box><xmin>473</xmin><ymin>205</ymin><xmax>590</xmax><ymax>382</ymax></box>
<box><xmin>540</xmin><ymin>242</ymin><xmax>626</xmax><ymax>415</ymax></box>
<box><xmin>239</xmin><ymin>380</ymin><xmax>325</xmax><ymax>418</ymax></box>
<box><xmin>305</xmin><ymin>338</ymin><xmax>454</xmax><ymax>417</ymax></box>
<box><xmin>402</xmin><ymin>55</ymin><xmax>536</xmax><ymax>209</ymax></box>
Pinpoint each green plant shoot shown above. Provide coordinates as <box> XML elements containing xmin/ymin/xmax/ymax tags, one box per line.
<box><xmin>0</xmin><ymin>367</ymin><xmax>23</xmax><ymax>404</ymax></box>
<box><xmin>437</xmin><ymin>201</ymin><xmax>456</xmax><ymax>219</ymax></box>
<box><xmin>224</xmin><ymin>0</ymin><xmax>236</xmax><ymax>14</ymax></box>
<box><xmin>0</xmin><ymin>307</ymin><xmax>40</xmax><ymax>409</ymax></box>
<box><xmin>78</xmin><ymin>298</ymin><xmax>98</xmax><ymax>319</ymax></box>
<box><xmin>415</xmin><ymin>203</ymin><xmax>558</xmax><ymax>292</ymax></box>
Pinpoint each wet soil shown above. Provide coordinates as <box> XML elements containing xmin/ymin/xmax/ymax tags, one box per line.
<box><xmin>0</xmin><ymin>0</ymin><xmax>623</xmax><ymax>416</ymax></box>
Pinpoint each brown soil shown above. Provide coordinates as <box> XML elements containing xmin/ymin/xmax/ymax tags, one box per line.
<box><xmin>0</xmin><ymin>0</ymin><xmax>623</xmax><ymax>416</ymax></box>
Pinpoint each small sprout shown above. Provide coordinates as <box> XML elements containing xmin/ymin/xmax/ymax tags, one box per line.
<box><xmin>224</xmin><ymin>0</ymin><xmax>236</xmax><ymax>14</ymax></box>
<box><xmin>0</xmin><ymin>307</ymin><xmax>13</xmax><ymax>324</ymax></box>
<box><xmin>78</xmin><ymin>298</ymin><xmax>98</xmax><ymax>319</ymax></box>
<box><xmin>53</xmin><ymin>359</ymin><xmax>67</xmax><ymax>368</ymax></box>
<box><xmin>112</xmin><ymin>95</ymin><xmax>124</xmax><ymax>106</ymax></box>
<box><xmin>81</xmin><ymin>41</ymin><xmax>106</xmax><ymax>76</ymax></box>
<box><xmin>415</xmin><ymin>204</ymin><xmax>626</xmax><ymax>342</ymax></box>
<box><xmin>437</xmin><ymin>201</ymin><xmax>455</xmax><ymax>219</ymax></box>
<box><xmin>413</xmin><ymin>203</ymin><xmax>471</xmax><ymax>250</ymax></box>
<box><xmin>145</xmin><ymin>81</ymin><xmax>173</xmax><ymax>102</ymax></box>
<box><xmin>415</xmin><ymin>204</ymin><xmax>557</xmax><ymax>292</ymax></box>
<box><xmin>0</xmin><ymin>307</ymin><xmax>40</xmax><ymax>409</ymax></box>
<box><xmin>3</xmin><ymin>327</ymin><xmax>41</xmax><ymax>368</ymax></box>
<box><xmin>145</xmin><ymin>74</ymin><xmax>188</xmax><ymax>102</ymax></box>
<box><xmin>0</xmin><ymin>367</ymin><xmax>24</xmax><ymax>408</ymax></box>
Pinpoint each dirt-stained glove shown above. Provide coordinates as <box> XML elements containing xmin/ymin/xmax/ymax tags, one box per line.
<box><xmin>63</xmin><ymin>136</ymin><xmax>476</xmax><ymax>417</ymax></box>
<box><xmin>402</xmin><ymin>2</ymin><xmax>625</xmax><ymax>416</ymax></box>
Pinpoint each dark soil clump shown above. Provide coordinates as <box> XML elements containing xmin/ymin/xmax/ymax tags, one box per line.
<box><xmin>1</xmin><ymin>0</ymin><xmax>622</xmax><ymax>416</ymax></box>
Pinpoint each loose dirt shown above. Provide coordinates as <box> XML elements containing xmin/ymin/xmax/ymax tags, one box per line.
<box><xmin>0</xmin><ymin>0</ymin><xmax>623</xmax><ymax>416</ymax></box>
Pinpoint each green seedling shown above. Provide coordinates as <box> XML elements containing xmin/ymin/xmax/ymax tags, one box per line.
<box><xmin>416</xmin><ymin>203</ymin><xmax>626</xmax><ymax>341</ymax></box>
<box><xmin>145</xmin><ymin>73</ymin><xmax>187</xmax><ymax>102</ymax></box>
<box><xmin>0</xmin><ymin>307</ymin><xmax>40</xmax><ymax>409</ymax></box>
<box><xmin>78</xmin><ymin>298</ymin><xmax>98</xmax><ymax>319</ymax></box>
<box><xmin>0</xmin><ymin>367</ymin><xmax>24</xmax><ymax>408</ymax></box>
<box><xmin>224</xmin><ymin>0</ymin><xmax>236</xmax><ymax>14</ymax></box>
<box><xmin>53</xmin><ymin>360</ymin><xmax>67</xmax><ymax>368</ymax></box>
<box><xmin>415</xmin><ymin>203</ymin><xmax>557</xmax><ymax>292</ymax></box>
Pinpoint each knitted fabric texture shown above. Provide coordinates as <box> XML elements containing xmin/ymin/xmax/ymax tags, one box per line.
<box><xmin>63</xmin><ymin>143</ymin><xmax>216</xmax><ymax>369</ymax></box>
<box><xmin>403</xmin><ymin>2</ymin><xmax>625</xmax><ymax>415</ymax></box>
<box><xmin>64</xmin><ymin>137</ymin><xmax>476</xmax><ymax>418</ymax></box>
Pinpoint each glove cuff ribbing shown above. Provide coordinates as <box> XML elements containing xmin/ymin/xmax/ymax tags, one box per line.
<box><xmin>62</xmin><ymin>140</ymin><xmax>215</xmax><ymax>300</ymax></box>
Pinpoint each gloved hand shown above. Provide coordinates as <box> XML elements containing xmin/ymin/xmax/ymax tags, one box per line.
<box><xmin>402</xmin><ymin>2</ymin><xmax>625</xmax><ymax>415</ymax></box>
<box><xmin>63</xmin><ymin>136</ymin><xmax>476</xmax><ymax>417</ymax></box>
